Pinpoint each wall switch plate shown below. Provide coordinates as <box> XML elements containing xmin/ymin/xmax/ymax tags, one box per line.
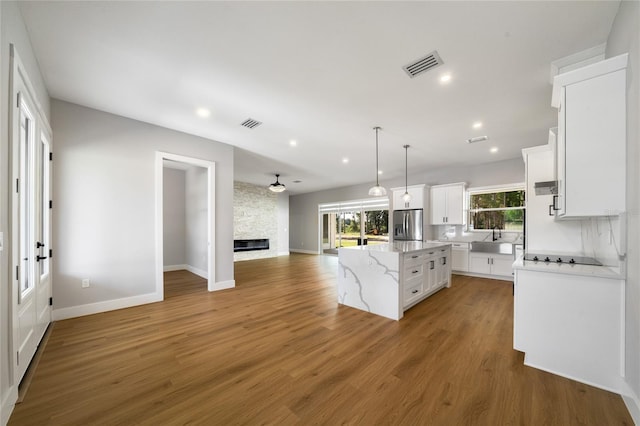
<box><xmin>81</xmin><ymin>279</ymin><xmax>90</xmax><ymax>288</ymax></box>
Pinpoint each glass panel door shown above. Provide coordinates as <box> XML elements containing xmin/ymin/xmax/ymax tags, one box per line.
<box><xmin>364</xmin><ymin>209</ymin><xmax>389</xmax><ymax>245</ymax></box>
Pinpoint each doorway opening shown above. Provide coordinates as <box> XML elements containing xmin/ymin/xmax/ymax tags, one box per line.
<box><xmin>155</xmin><ymin>152</ymin><xmax>216</xmax><ymax>300</ymax></box>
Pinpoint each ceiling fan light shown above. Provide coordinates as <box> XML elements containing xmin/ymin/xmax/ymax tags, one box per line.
<box><xmin>268</xmin><ymin>174</ymin><xmax>286</xmax><ymax>193</ymax></box>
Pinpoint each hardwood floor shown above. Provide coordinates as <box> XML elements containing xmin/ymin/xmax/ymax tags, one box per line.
<box><xmin>9</xmin><ymin>254</ymin><xmax>632</xmax><ymax>425</ymax></box>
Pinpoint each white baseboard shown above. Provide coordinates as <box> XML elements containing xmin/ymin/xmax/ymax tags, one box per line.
<box><xmin>163</xmin><ymin>264</ymin><xmax>208</xmax><ymax>279</ymax></box>
<box><xmin>290</xmin><ymin>249</ymin><xmax>319</xmax><ymax>255</ymax></box>
<box><xmin>523</xmin><ymin>356</ymin><xmax>624</xmax><ymax>395</ymax></box>
<box><xmin>453</xmin><ymin>271</ymin><xmax>514</xmax><ymax>282</ymax></box>
<box><xmin>622</xmin><ymin>387</ymin><xmax>640</xmax><ymax>425</ymax></box>
<box><xmin>163</xmin><ymin>264</ymin><xmax>188</xmax><ymax>272</ymax></box>
<box><xmin>52</xmin><ymin>292</ymin><xmax>162</xmax><ymax>321</ymax></box>
<box><xmin>278</xmin><ymin>251</ymin><xmax>290</xmax><ymax>256</ymax></box>
<box><xmin>210</xmin><ymin>279</ymin><xmax>235</xmax><ymax>292</ymax></box>
<box><xmin>185</xmin><ymin>265</ymin><xmax>208</xmax><ymax>279</ymax></box>
<box><xmin>1</xmin><ymin>383</ymin><xmax>18</xmax><ymax>426</ymax></box>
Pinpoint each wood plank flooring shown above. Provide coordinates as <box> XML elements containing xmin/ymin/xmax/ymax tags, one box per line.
<box><xmin>9</xmin><ymin>254</ymin><xmax>633</xmax><ymax>425</ymax></box>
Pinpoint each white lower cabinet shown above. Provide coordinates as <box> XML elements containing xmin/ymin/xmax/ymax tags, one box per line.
<box><xmin>468</xmin><ymin>253</ymin><xmax>513</xmax><ymax>278</ymax></box>
<box><xmin>513</xmin><ymin>268</ymin><xmax>624</xmax><ymax>391</ymax></box>
<box><xmin>450</xmin><ymin>243</ymin><xmax>469</xmax><ymax>272</ymax></box>
<box><xmin>402</xmin><ymin>247</ymin><xmax>451</xmax><ymax>309</ymax></box>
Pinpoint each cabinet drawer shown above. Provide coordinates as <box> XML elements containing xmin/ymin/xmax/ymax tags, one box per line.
<box><xmin>404</xmin><ymin>252</ymin><xmax>425</xmax><ymax>267</ymax></box>
<box><xmin>404</xmin><ymin>279</ymin><xmax>423</xmax><ymax>303</ymax></box>
<box><xmin>404</xmin><ymin>264</ymin><xmax>424</xmax><ymax>279</ymax></box>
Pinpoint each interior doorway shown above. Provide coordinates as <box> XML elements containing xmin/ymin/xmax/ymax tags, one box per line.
<box><xmin>162</xmin><ymin>160</ymin><xmax>208</xmax><ymax>294</ymax></box>
<box><xmin>155</xmin><ymin>152</ymin><xmax>216</xmax><ymax>299</ymax></box>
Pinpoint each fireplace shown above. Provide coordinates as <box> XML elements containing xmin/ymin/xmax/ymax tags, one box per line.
<box><xmin>234</xmin><ymin>238</ymin><xmax>269</xmax><ymax>252</ymax></box>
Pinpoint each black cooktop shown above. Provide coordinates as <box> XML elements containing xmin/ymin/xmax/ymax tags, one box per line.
<box><xmin>523</xmin><ymin>253</ymin><xmax>602</xmax><ymax>266</ymax></box>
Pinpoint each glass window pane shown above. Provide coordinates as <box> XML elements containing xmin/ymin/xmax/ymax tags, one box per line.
<box><xmin>364</xmin><ymin>210</ymin><xmax>388</xmax><ymax>245</ymax></box>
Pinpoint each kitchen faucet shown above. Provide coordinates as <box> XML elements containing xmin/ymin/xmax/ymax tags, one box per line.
<box><xmin>492</xmin><ymin>226</ymin><xmax>501</xmax><ymax>241</ymax></box>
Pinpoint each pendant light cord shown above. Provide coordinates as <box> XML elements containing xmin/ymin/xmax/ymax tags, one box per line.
<box><xmin>404</xmin><ymin>145</ymin><xmax>408</xmax><ymax>192</ymax></box>
<box><xmin>374</xmin><ymin>127</ymin><xmax>381</xmax><ymax>186</ymax></box>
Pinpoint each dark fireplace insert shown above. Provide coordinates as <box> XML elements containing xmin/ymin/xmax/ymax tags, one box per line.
<box><xmin>234</xmin><ymin>238</ymin><xmax>269</xmax><ymax>252</ymax></box>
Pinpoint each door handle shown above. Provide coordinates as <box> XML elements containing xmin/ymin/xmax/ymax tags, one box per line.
<box><xmin>36</xmin><ymin>255</ymin><xmax>48</xmax><ymax>262</ymax></box>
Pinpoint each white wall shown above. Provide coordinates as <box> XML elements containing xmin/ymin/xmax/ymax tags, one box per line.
<box><xmin>289</xmin><ymin>158</ymin><xmax>524</xmax><ymax>252</ymax></box>
<box><xmin>185</xmin><ymin>165</ymin><xmax>208</xmax><ymax>275</ymax></box>
<box><xmin>162</xmin><ymin>168</ymin><xmax>186</xmax><ymax>267</ymax></box>
<box><xmin>0</xmin><ymin>2</ymin><xmax>51</xmax><ymax>424</ymax></box>
<box><xmin>50</xmin><ymin>100</ymin><xmax>234</xmax><ymax>317</ymax></box>
<box><xmin>606</xmin><ymin>0</ymin><xmax>640</xmax><ymax>420</ymax></box>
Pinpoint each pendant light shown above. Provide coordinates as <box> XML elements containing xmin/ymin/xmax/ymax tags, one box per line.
<box><xmin>368</xmin><ymin>126</ymin><xmax>387</xmax><ymax>197</ymax></box>
<box><xmin>402</xmin><ymin>145</ymin><xmax>411</xmax><ymax>203</ymax></box>
<box><xmin>268</xmin><ymin>174</ymin><xmax>286</xmax><ymax>193</ymax></box>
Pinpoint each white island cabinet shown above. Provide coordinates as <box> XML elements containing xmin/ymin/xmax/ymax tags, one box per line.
<box><xmin>338</xmin><ymin>242</ymin><xmax>451</xmax><ymax>320</ymax></box>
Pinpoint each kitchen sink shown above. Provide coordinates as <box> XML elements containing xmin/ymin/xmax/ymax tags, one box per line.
<box><xmin>470</xmin><ymin>241</ymin><xmax>514</xmax><ymax>255</ymax></box>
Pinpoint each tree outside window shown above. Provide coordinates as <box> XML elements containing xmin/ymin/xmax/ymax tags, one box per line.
<box><xmin>469</xmin><ymin>189</ymin><xmax>525</xmax><ymax>231</ymax></box>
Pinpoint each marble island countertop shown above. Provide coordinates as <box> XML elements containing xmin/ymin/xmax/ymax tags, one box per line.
<box><xmin>339</xmin><ymin>241</ymin><xmax>451</xmax><ymax>254</ymax></box>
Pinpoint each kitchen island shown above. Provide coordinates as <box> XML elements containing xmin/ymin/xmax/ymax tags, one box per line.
<box><xmin>338</xmin><ymin>241</ymin><xmax>451</xmax><ymax>320</ymax></box>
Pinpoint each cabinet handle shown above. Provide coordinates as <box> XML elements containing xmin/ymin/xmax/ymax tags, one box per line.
<box><xmin>552</xmin><ymin>195</ymin><xmax>559</xmax><ymax>211</ymax></box>
<box><xmin>487</xmin><ymin>258</ymin><xmax>490</xmax><ymax>264</ymax></box>
<box><xmin>491</xmin><ymin>258</ymin><xmax>494</xmax><ymax>265</ymax></box>
<box><xmin>411</xmin><ymin>255</ymin><xmax>418</xmax><ymax>259</ymax></box>
<box><xmin>412</xmin><ymin>289</ymin><xmax>419</xmax><ymax>294</ymax></box>
<box><xmin>430</xmin><ymin>261</ymin><xmax>435</xmax><ymax>270</ymax></box>
<box><xmin>549</xmin><ymin>204</ymin><xmax>554</xmax><ymax>216</ymax></box>
<box><xmin>412</xmin><ymin>270</ymin><xmax>419</xmax><ymax>274</ymax></box>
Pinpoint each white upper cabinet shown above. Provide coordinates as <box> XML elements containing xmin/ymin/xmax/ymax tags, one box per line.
<box><xmin>551</xmin><ymin>53</ymin><xmax>627</xmax><ymax>218</ymax></box>
<box><xmin>430</xmin><ymin>183</ymin><xmax>466</xmax><ymax>225</ymax></box>
<box><xmin>392</xmin><ymin>184</ymin><xmax>425</xmax><ymax>211</ymax></box>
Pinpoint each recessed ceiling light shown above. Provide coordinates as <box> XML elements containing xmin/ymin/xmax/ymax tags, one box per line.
<box><xmin>289</xmin><ymin>140</ymin><xmax>297</xmax><ymax>147</ymax></box>
<box><xmin>196</xmin><ymin>108</ymin><xmax>210</xmax><ymax>118</ymax></box>
<box><xmin>490</xmin><ymin>147</ymin><xmax>499</xmax><ymax>153</ymax></box>
<box><xmin>440</xmin><ymin>74</ymin><xmax>452</xmax><ymax>83</ymax></box>
<box><xmin>473</xmin><ymin>121</ymin><xmax>483</xmax><ymax>129</ymax></box>
<box><xmin>342</xmin><ymin>158</ymin><xmax>349</xmax><ymax>164</ymax></box>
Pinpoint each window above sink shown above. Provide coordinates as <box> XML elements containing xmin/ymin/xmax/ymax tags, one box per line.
<box><xmin>467</xmin><ymin>184</ymin><xmax>525</xmax><ymax>232</ymax></box>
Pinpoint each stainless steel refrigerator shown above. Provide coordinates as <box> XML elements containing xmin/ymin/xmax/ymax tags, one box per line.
<box><xmin>393</xmin><ymin>209</ymin><xmax>423</xmax><ymax>241</ymax></box>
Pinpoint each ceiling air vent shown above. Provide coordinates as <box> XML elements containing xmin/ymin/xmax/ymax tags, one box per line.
<box><xmin>403</xmin><ymin>50</ymin><xmax>444</xmax><ymax>78</ymax></box>
<box><xmin>240</xmin><ymin>118</ymin><xmax>262</xmax><ymax>129</ymax></box>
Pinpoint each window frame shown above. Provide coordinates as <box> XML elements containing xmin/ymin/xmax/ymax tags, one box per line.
<box><xmin>466</xmin><ymin>183</ymin><xmax>526</xmax><ymax>232</ymax></box>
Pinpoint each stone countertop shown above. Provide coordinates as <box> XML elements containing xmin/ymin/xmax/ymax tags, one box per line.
<box><xmin>339</xmin><ymin>241</ymin><xmax>451</xmax><ymax>254</ymax></box>
<box><xmin>512</xmin><ymin>255</ymin><xmax>624</xmax><ymax>280</ymax></box>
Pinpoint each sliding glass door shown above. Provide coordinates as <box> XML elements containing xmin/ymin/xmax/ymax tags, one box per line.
<box><xmin>320</xmin><ymin>199</ymin><xmax>389</xmax><ymax>254</ymax></box>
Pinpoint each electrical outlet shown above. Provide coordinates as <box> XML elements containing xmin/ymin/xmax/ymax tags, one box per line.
<box><xmin>81</xmin><ymin>279</ymin><xmax>90</xmax><ymax>288</ymax></box>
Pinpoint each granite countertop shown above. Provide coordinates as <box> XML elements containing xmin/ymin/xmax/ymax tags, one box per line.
<box><xmin>512</xmin><ymin>255</ymin><xmax>624</xmax><ymax>280</ymax></box>
<box><xmin>340</xmin><ymin>241</ymin><xmax>451</xmax><ymax>254</ymax></box>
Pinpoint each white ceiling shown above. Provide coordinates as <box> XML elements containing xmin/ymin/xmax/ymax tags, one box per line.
<box><xmin>19</xmin><ymin>1</ymin><xmax>620</xmax><ymax>195</ymax></box>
